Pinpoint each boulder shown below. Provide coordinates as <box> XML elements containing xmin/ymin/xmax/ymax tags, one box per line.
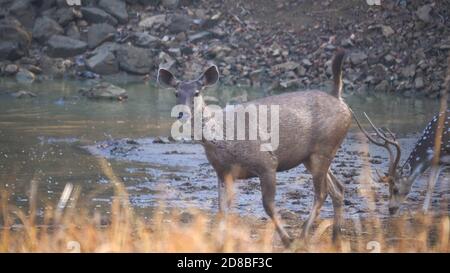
<box><xmin>98</xmin><ymin>0</ymin><xmax>128</xmax><ymax>24</ymax></box>
<box><xmin>139</xmin><ymin>0</ymin><xmax>161</xmax><ymax>5</ymax></box>
<box><xmin>401</xmin><ymin>64</ymin><xmax>416</xmax><ymax>78</ymax></box>
<box><xmin>162</xmin><ymin>0</ymin><xmax>179</xmax><ymax>9</ymax></box>
<box><xmin>80</xmin><ymin>7</ymin><xmax>118</xmax><ymax>26</ymax></box>
<box><xmin>168</xmin><ymin>14</ymin><xmax>192</xmax><ymax>34</ymax></box>
<box><xmin>139</xmin><ymin>14</ymin><xmax>166</xmax><ymax>29</ymax></box>
<box><xmin>188</xmin><ymin>31</ymin><xmax>213</xmax><ymax>43</ymax></box>
<box><xmin>0</xmin><ymin>42</ymin><xmax>25</xmax><ymax>61</ymax></box>
<box><xmin>381</xmin><ymin>25</ymin><xmax>395</xmax><ymax>37</ymax></box>
<box><xmin>415</xmin><ymin>77</ymin><xmax>424</xmax><ymax>89</ymax></box>
<box><xmin>116</xmin><ymin>45</ymin><xmax>153</xmax><ymax>74</ymax></box>
<box><xmin>86</xmin><ymin>49</ymin><xmax>119</xmax><ymax>75</ymax></box>
<box><xmin>87</xmin><ymin>23</ymin><xmax>116</xmax><ymax>49</ymax></box>
<box><xmin>9</xmin><ymin>0</ymin><xmax>36</xmax><ymax>29</ymax></box>
<box><xmin>272</xmin><ymin>61</ymin><xmax>300</xmax><ymax>72</ymax></box>
<box><xmin>39</xmin><ymin>56</ymin><xmax>70</xmax><ymax>78</ymax></box>
<box><xmin>32</xmin><ymin>16</ymin><xmax>64</xmax><ymax>42</ymax></box>
<box><xmin>46</xmin><ymin>35</ymin><xmax>87</xmax><ymax>57</ymax></box>
<box><xmin>132</xmin><ymin>32</ymin><xmax>160</xmax><ymax>48</ymax></box>
<box><xmin>3</xmin><ymin>64</ymin><xmax>19</xmax><ymax>75</ymax></box>
<box><xmin>349</xmin><ymin>52</ymin><xmax>368</xmax><ymax>65</ymax></box>
<box><xmin>65</xmin><ymin>22</ymin><xmax>81</xmax><ymax>40</ymax></box>
<box><xmin>416</xmin><ymin>4</ymin><xmax>432</xmax><ymax>23</ymax></box>
<box><xmin>15</xmin><ymin>68</ymin><xmax>35</xmax><ymax>84</ymax></box>
<box><xmin>0</xmin><ymin>18</ymin><xmax>31</xmax><ymax>61</ymax></box>
<box><xmin>79</xmin><ymin>82</ymin><xmax>128</xmax><ymax>101</ymax></box>
<box><xmin>52</xmin><ymin>8</ymin><xmax>75</xmax><ymax>27</ymax></box>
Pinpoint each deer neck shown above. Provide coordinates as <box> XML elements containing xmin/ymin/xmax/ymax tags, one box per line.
<box><xmin>191</xmin><ymin>97</ymin><xmax>221</xmax><ymax>145</ymax></box>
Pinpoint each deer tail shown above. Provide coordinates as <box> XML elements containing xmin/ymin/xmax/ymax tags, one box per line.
<box><xmin>331</xmin><ymin>48</ymin><xmax>346</xmax><ymax>98</ymax></box>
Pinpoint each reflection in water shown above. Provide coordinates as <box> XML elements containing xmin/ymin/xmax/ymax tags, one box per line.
<box><xmin>0</xmin><ymin>79</ymin><xmax>441</xmax><ymax>216</ymax></box>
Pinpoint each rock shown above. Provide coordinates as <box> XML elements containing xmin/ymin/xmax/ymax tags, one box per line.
<box><xmin>188</xmin><ymin>31</ymin><xmax>212</xmax><ymax>43</ymax></box>
<box><xmin>416</xmin><ymin>4</ymin><xmax>432</xmax><ymax>23</ymax></box>
<box><xmin>415</xmin><ymin>77</ymin><xmax>424</xmax><ymax>89</ymax></box>
<box><xmin>116</xmin><ymin>45</ymin><xmax>153</xmax><ymax>74</ymax></box>
<box><xmin>39</xmin><ymin>56</ymin><xmax>70</xmax><ymax>78</ymax></box>
<box><xmin>383</xmin><ymin>54</ymin><xmax>396</xmax><ymax>65</ymax></box>
<box><xmin>91</xmin><ymin>42</ymin><xmax>120</xmax><ymax>56</ymax></box>
<box><xmin>381</xmin><ymin>25</ymin><xmax>395</xmax><ymax>37</ymax></box>
<box><xmin>139</xmin><ymin>0</ymin><xmax>161</xmax><ymax>5</ymax></box>
<box><xmin>374</xmin><ymin>80</ymin><xmax>390</xmax><ymax>92</ymax></box>
<box><xmin>32</xmin><ymin>17</ymin><xmax>64</xmax><ymax>42</ymax></box>
<box><xmin>401</xmin><ymin>64</ymin><xmax>416</xmax><ymax>78</ymax></box>
<box><xmin>46</xmin><ymin>35</ymin><xmax>87</xmax><ymax>57</ymax></box>
<box><xmin>297</xmin><ymin>66</ymin><xmax>307</xmax><ymax>77</ymax></box>
<box><xmin>65</xmin><ymin>22</ymin><xmax>81</xmax><ymax>40</ymax></box>
<box><xmin>9</xmin><ymin>0</ymin><xmax>36</xmax><ymax>29</ymax></box>
<box><xmin>301</xmin><ymin>59</ymin><xmax>312</xmax><ymax>67</ymax></box>
<box><xmin>77</xmin><ymin>71</ymin><xmax>100</xmax><ymax>79</ymax></box>
<box><xmin>168</xmin><ymin>14</ymin><xmax>192</xmax><ymax>34</ymax></box>
<box><xmin>15</xmin><ymin>68</ymin><xmax>35</xmax><ymax>84</ymax></box>
<box><xmin>26</xmin><ymin>65</ymin><xmax>42</xmax><ymax>75</ymax></box>
<box><xmin>79</xmin><ymin>82</ymin><xmax>128</xmax><ymax>101</ymax></box>
<box><xmin>98</xmin><ymin>0</ymin><xmax>128</xmax><ymax>24</ymax></box>
<box><xmin>132</xmin><ymin>32</ymin><xmax>160</xmax><ymax>48</ymax></box>
<box><xmin>138</xmin><ymin>14</ymin><xmax>166</xmax><ymax>29</ymax></box>
<box><xmin>52</xmin><ymin>8</ymin><xmax>75</xmax><ymax>27</ymax></box>
<box><xmin>87</xmin><ymin>23</ymin><xmax>116</xmax><ymax>49</ymax></box>
<box><xmin>0</xmin><ymin>42</ymin><xmax>24</xmax><ymax>62</ymax></box>
<box><xmin>279</xmin><ymin>79</ymin><xmax>302</xmax><ymax>89</ymax></box>
<box><xmin>349</xmin><ymin>52</ymin><xmax>368</xmax><ymax>65</ymax></box>
<box><xmin>4</xmin><ymin>64</ymin><xmax>19</xmax><ymax>75</ymax></box>
<box><xmin>371</xmin><ymin>64</ymin><xmax>387</xmax><ymax>84</ymax></box>
<box><xmin>10</xmin><ymin>90</ymin><xmax>37</xmax><ymax>98</ymax></box>
<box><xmin>162</xmin><ymin>0</ymin><xmax>179</xmax><ymax>9</ymax></box>
<box><xmin>272</xmin><ymin>61</ymin><xmax>300</xmax><ymax>72</ymax></box>
<box><xmin>153</xmin><ymin>136</ymin><xmax>171</xmax><ymax>144</ymax></box>
<box><xmin>0</xmin><ymin>18</ymin><xmax>31</xmax><ymax>61</ymax></box>
<box><xmin>86</xmin><ymin>49</ymin><xmax>119</xmax><ymax>75</ymax></box>
<box><xmin>80</xmin><ymin>7</ymin><xmax>118</xmax><ymax>26</ymax></box>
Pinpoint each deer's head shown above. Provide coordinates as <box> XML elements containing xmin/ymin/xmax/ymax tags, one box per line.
<box><xmin>157</xmin><ymin>65</ymin><xmax>219</xmax><ymax>122</ymax></box>
<box><xmin>352</xmin><ymin>112</ymin><xmax>412</xmax><ymax>215</ymax></box>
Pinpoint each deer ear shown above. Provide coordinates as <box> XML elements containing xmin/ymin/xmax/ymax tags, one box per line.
<box><xmin>199</xmin><ymin>65</ymin><xmax>219</xmax><ymax>87</ymax></box>
<box><xmin>157</xmin><ymin>68</ymin><xmax>178</xmax><ymax>88</ymax></box>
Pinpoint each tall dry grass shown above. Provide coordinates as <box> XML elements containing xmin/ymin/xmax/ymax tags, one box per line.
<box><xmin>0</xmin><ymin>157</ymin><xmax>448</xmax><ymax>253</ymax></box>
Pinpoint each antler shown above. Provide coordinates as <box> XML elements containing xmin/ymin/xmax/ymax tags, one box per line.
<box><xmin>351</xmin><ymin>110</ymin><xmax>402</xmax><ymax>182</ymax></box>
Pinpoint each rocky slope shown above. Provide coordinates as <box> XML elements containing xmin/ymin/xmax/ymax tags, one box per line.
<box><xmin>0</xmin><ymin>0</ymin><xmax>448</xmax><ymax>98</ymax></box>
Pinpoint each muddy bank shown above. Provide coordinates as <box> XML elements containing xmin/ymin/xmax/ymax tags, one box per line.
<box><xmin>85</xmin><ymin>134</ymin><xmax>449</xmax><ymax>220</ymax></box>
<box><xmin>0</xmin><ymin>0</ymin><xmax>449</xmax><ymax>99</ymax></box>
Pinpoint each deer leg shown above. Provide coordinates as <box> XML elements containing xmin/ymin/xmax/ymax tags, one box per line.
<box><xmin>300</xmin><ymin>154</ymin><xmax>331</xmax><ymax>241</ymax></box>
<box><xmin>259</xmin><ymin>170</ymin><xmax>292</xmax><ymax>247</ymax></box>
<box><xmin>218</xmin><ymin>172</ymin><xmax>234</xmax><ymax>215</ymax></box>
<box><xmin>327</xmin><ymin>170</ymin><xmax>344</xmax><ymax>243</ymax></box>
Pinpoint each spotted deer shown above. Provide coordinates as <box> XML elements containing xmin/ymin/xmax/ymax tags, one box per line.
<box><xmin>157</xmin><ymin>49</ymin><xmax>350</xmax><ymax>246</ymax></box>
<box><xmin>353</xmin><ymin>110</ymin><xmax>450</xmax><ymax>215</ymax></box>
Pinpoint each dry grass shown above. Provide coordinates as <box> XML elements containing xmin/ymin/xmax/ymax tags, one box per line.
<box><xmin>0</xmin><ymin>158</ymin><xmax>448</xmax><ymax>253</ymax></box>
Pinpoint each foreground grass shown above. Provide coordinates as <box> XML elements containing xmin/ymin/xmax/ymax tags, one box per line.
<box><xmin>0</xmin><ymin>158</ymin><xmax>448</xmax><ymax>253</ymax></box>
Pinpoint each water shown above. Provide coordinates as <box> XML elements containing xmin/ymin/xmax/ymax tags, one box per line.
<box><xmin>0</xmin><ymin>79</ymin><xmax>443</xmax><ymax>218</ymax></box>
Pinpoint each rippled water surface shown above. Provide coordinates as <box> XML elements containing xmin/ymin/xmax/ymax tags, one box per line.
<box><xmin>0</xmin><ymin>79</ymin><xmax>445</xmax><ymax>218</ymax></box>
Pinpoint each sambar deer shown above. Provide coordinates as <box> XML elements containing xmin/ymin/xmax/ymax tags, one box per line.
<box><xmin>157</xmin><ymin>49</ymin><xmax>351</xmax><ymax>246</ymax></box>
<box><xmin>352</xmin><ymin>110</ymin><xmax>450</xmax><ymax>215</ymax></box>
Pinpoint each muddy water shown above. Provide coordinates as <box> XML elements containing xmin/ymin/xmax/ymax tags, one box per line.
<box><xmin>0</xmin><ymin>79</ymin><xmax>447</xmax><ymax>220</ymax></box>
